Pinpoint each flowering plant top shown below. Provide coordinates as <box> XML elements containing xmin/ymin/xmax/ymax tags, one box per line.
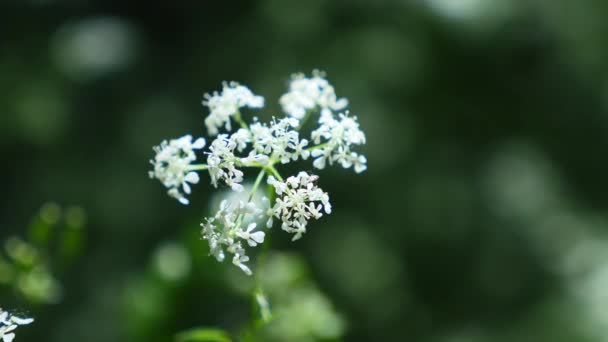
<box><xmin>149</xmin><ymin>70</ymin><xmax>367</xmax><ymax>274</ymax></box>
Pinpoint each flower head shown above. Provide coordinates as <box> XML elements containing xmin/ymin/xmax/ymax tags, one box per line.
<box><xmin>267</xmin><ymin>172</ymin><xmax>331</xmax><ymax>241</ymax></box>
<box><xmin>149</xmin><ymin>135</ymin><xmax>206</xmax><ymax>205</ymax></box>
<box><xmin>311</xmin><ymin>112</ymin><xmax>367</xmax><ymax>173</ymax></box>
<box><xmin>280</xmin><ymin>70</ymin><xmax>348</xmax><ymax>119</ymax></box>
<box><xmin>203</xmin><ymin>82</ymin><xmax>264</xmax><ymax>136</ymax></box>
<box><xmin>201</xmin><ymin>199</ymin><xmax>268</xmax><ymax>275</ymax></box>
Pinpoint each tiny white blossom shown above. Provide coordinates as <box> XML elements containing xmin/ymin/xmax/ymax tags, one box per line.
<box><xmin>201</xmin><ymin>199</ymin><xmax>267</xmax><ymax>275</ymax></box>
<box><xmin>149</xmin><ymin>135</ymin><xmax>206</xmax><ymax>205</ymax></box>
<box><xmin>203</xmin><ymin>82</ymin><xmax>264</xmax><ymax>136</ymax></box>
<box><xmin>310</xmin><ymin>112</ymin><xmax>367</xmax><ymax>173</ymax></box>
<box><xmin>280</xmin><ymin>70</ymin><xmax>348</xmax><ymax>119</ymax></box>
<box><xmin>0</xmin><ymin>310</ymin><xmax>33</xmax><ymax>342</ymax></box>
<box><xmin>267</xmin><ymin>172</ymin><xmax>331</xmax><ymax>241</ymax></box>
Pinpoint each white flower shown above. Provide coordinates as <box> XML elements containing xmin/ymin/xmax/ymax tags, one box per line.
<box><xmin>203</xmin><ymin>82</ymin><xmax>264</xmax><ymax>136</ymax></box>
<box><xmin>280</xmin><ymin>70</ymin><xmax>348</xmax><ymax>119</ymax></box>
<box><xmin>267</xmin><ymin>172</ymin><xmax>331</xmax><ymax>241</ymax></box>
<box><xmin>236</xmin><ymin>223</ymin><xmax>266</xmax><ymax>247</ymax></box>
<box><xmin>149</xmin><ymin>134</ymin><xmax>206</xmax><ymax>205</ymax></box>
<box><xmin>206</xmin><ymin>134</ymin><xmax>245</xmax><ymax>192</ymax></box>
<box><xmin>151</xmin><ymin>72</ymin><xmax>368</xmax><ymax>275</ymax></box>
<box><xmin>310</xmin><ymin>112</ymin><xmax>367</xmax><ymax>173</ymax></box>
<box><xmin>201</xmin><ymin>199</ymin><xmax>267</xmax><ymax>275</ymax></box>
<box><xmin>0</xmin><ymin>310</ymin><xmax>33</xmax><ymax>342</ymax></box>
<box><xmin>250</xmin><ymin>117</ymin><xmax>310</xmax><ymax>164</ymax></box>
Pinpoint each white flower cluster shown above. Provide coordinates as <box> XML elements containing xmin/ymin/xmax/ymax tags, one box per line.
<box><xmin>203</xmin><ymin>81</ymin><xmax>264</xmax><ymax>136</ymax></box>
<box><xmin>0</xmin><ymin>310</ymin><xmax>33</xmax><ymax>342</ymax></box>
<box><xmin>200</xmin><ymin>200</ymin><xmax>266</xmax><ymax>275</ymax></box>
<box><xmin>149</xmin><ymin>135</ymin><xmax>206</xmax><ymax>205</ymax></box>
<box><xmin>267</xmin><ymin>172</ymin><xmax>331</xmax><ymax>241</ymax></box>
<box><xmin>311</xmin><ymin>112</ymin><xmax>367</xmax><ymax>173</ymax></box>
<box><xmin>280</xmin><ymin>70</ymin><xmax>348</xmax><ymax>119</ymax></box>
<box><xmin>150</xmin><ymin>71</ymin><xmax>367</xmax><ymax>274</ymax></box>
<box><xmin>250</xmin><ymin>117</ymin><xmax>310</xmax><ymax>164</ymax></box>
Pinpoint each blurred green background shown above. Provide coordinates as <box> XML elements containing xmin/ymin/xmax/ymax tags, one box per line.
<box><xmin>3</xmin><ymin>0</ymin><xmax>608</xmax><ymax>341</ymax></box>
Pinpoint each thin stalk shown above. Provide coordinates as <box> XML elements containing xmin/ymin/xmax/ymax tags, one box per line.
<box><xmin>296</xmin><ymin>109</ymin><xmax>313</xmax><ymax>131</ymax></box>
<box><xmin>305</xmin><ymin>142</ymin><xmax>329</xmax><ymax>152</ymax></box>
<box><xmin>248</xmin><ymin>168</ymin><xmax>266</xmax><ymax>202</ymax></box>
<box><xmin>186</xmin><ymin>164</ymin><xmax>208</xmax><ymax>171</ymax></box>
<box><xmin>265</xmin><ymin>165</ymin><xmax>284</xmax><ymax>182</ymax></box>
<box><xmin>233</xmin><ymin>111</ymin><xmax>249</xmax><ymax>130</ymax></box>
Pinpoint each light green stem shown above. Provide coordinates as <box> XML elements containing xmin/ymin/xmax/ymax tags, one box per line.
<box><xmin>264</xmin><ymin>164</ymin><xmax>284</xmax><ymax>182</ymax></box>
<box><xmin>305</xmin><ymin>142</ymin><xmax>329</xmax><ymax>152</ymax></box>
<box><xmin>233</xmin><ymin>111</ymin><xmax>249</xmax><ymax>130</ymax></box>
<box><xmin>296</xmin><ymin>109</ymin><xmax>313</xmax><ymax>131</ymax></box>
<box><xmin>248</xmin><ymin>169</ymin><xmax>266</xmax><ymax>202</ymax></box>
<box><xmin>187</xmin><ymin>164</ymin><xmax>208</xmax><ymax>171</ymax></box>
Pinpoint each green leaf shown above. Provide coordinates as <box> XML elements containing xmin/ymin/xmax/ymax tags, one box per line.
<box><xmin>175</xmin><ymin>328</ymin><xmax>232</xmax><ymax>342</ymax></box>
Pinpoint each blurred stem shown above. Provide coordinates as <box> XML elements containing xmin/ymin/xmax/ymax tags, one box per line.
<box><xmin>296</xmin><ymin>109</ymin><xmax>314</xmax><ymax>131</ymax></box>
<box><xmin>296</xmin><ymin>109</ymin><xmax>316</xmax><ymax>131</ymax></box>
<box><xmin>233</xmin><ymin>111</ymin><xmax>248</xmax><ymax>130</ymax></box>
<box><xmin>233</xmin><ymin>169</ymin><xmax>266</xmax><ymax>232</ymax></box>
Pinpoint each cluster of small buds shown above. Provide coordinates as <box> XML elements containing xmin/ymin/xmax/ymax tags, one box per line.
<box><xmin>0</xmin><ymin>309</ymin><xmax>33</xmax><ymax>342</ymax></box>
<box><xmin>149</xmin><ymin>135</ymin><xmax>206</xmax><ymax>205</ymax></box>
<box><xmin>149</xmin><ymin>71</ymin><xmax>367</xmax><ymax>274</ymax></box>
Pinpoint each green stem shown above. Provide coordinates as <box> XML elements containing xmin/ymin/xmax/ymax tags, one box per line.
<box><xmin>233</xmin><ymin>111</ymin><xmax>249</xmax><ymax>130</ymax></box>
<box><xmin>264</xmin><ymin>165</ymin><xmax>284</xmax><ymax>182</ymax></box>
<box><xmin>187</xmin><ymin>164</ymin><xmax>208</xmax><ymax>171</ymax></box>
<box><xmin>248</xmin><ymin>169</ymin><xmax>266</xmax><ymax>202</ymax></box>
<box><xmin>296</xmin><ymin>110</ymin><xmax>313</xmax><ymax>131</ymax></box>
<box><xmin>305</xmin><ymin>142</ymin><xmax>329</xmax><ymax>152</ymax></box>
<box><xmin>233</xmin><ymin>169</ymin><xmax>266</xmax><ymax>232</ymax></box>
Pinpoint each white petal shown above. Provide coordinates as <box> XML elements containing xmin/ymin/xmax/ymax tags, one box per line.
<box><xmin>185</xmin><ymin>172</ymin><xmax>200</xmax><ymax>184</ymax></box>
<box><xmin>236</xmin><ymin>262</ymin><xmax>252</xmax><ymax>275</ymax></box>
<box><xmin>192</xmin><ymin>138</ymin><xmax>206</xmax><ymax>149</ymax></box>
<box><xmin>333</xmin><ymin>98</ymin><xmax>348</xmax><ymax>110</ymax></box>
<box><xmin>313</xmin><ymin>157</ymin><xmax>326</xmax><ymax>169</ymax></box>
<box><xmin>250</xmin><ymin>231</ymin><xmax>265</xmax><ymax>244</ymax></box>
<box><xmin>246</xmin><ymin>223</ymin><xmax>257</xmax><ymax>233</ymax></box>
<box><xmin>3</xmin><ymin>333</ymin><xmax>15</xmax><ymax>342</ymax></box>
<box><xmin>11</xmin><ymin>317</ymin><xmax>33</xmax><ymax>325</ymax></box>
<box><xmin>182</xmin><ymin>182</ymin><xmax>191</xmax><ymax>194</ymax></box>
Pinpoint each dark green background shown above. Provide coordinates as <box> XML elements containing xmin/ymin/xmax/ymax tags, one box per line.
<box><xmin>2</xmin><ymin>0</ymin><xmax>608</xmax><ymax>341</ymax></box>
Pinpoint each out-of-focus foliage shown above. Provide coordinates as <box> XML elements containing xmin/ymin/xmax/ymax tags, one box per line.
<box><xmin>3</xmin><ymin>0</ymin><xmax>608</xmax><ymax>341</ymax></box>
<box><xmin>0</xmin><ymin>203</ymin><xmax>85</xmax><ymax>305</ymax></box>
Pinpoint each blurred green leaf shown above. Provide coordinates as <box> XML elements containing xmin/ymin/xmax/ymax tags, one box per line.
<box><xmin>175</xmin><ymin>328</ymin><xmax>232</xmax><ymax>342</ymax></box>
